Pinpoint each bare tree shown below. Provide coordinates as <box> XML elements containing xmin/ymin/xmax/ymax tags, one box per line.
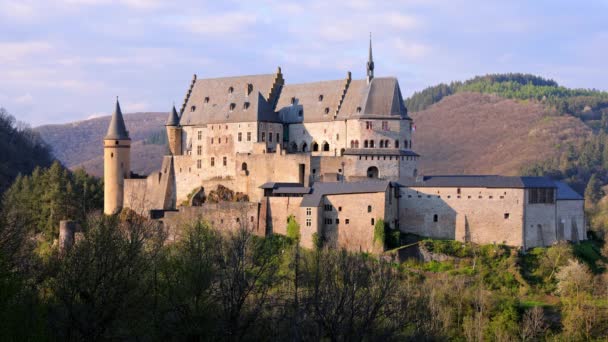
<box><xmin>520</xmin><ymin>306</ymin><xmax>547</xmax><ymax>341</ymax></box>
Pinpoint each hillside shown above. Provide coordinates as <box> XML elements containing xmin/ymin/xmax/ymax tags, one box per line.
<box><xmin>412</xmin><ymin>92</ymin><xmax>591</xmax><ymax>175</ymax></box>
<box><xmin>0</xmin><ymin>108</ymin><xmax>54</xmax><ymax>193</ymax></box>
<box><xmin>36</xmin><ymin>112</ymin><xmax>167</xmax><ymax>177</ymax></box>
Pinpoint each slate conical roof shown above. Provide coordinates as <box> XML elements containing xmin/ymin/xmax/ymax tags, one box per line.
<box><xmin>105</xmin><ymin>99</ymin><xmax>130</xmax><ymax>140</ymax></box>
<box><xmin>166</xmin><ymin>105</ymin><xmax>180</xmax><ymax>126</ymax></box>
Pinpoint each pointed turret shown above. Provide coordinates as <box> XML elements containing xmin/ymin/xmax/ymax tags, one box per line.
<box><xmin>166</xmin><ymin>104</ymin><xmax>183</xmax><ymax>155</ymax></box>
<box><xmin>366</xmin><ymin>33</ymin><xmax>375</xmax><ymax>84</ymax></box>
<box><xmin>105</xmin><ymin>98</ymin><xmax>130</xmax><ymax>140</ymax></box>
<box><xmin>104</xmin><ymin>97</ymin><xmax>131</xmax><ymax>215</ymax></box>
<box><xmin>166</xmin><ymin>104</ymin><xmax>180</xmax><ymax>126</ymax></box>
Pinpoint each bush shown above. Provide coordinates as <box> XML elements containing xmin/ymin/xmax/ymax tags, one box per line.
<box><xmin>286</xmin><ymin>215</ymin><xmax>300</xmax><ymax>241</ymax></box>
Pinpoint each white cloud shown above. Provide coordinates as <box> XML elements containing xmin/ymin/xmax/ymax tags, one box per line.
<box><xmin>14</xmin><ymin>93</ymin><xmax>34</xmax><ymax>104</ymax></box>
<box><xmin>180</xmin><ymin>12</ymin><xmax>258</xmax><ymax>35</ymax></box>
<box><xmin>0</xmin><ymin>41</ymin><xmax>52</xmax><ymax>62</ymax></box>
<box><xmin>385</xmin><ymin>13</ymin><xmax>421</xmax><ymax>30</ymax></box>
<box><xmin>87</xmin><ymin>112</ymin><xmax>107</xmax><ymax>120</ymax></box>
<box><xmin>392</xmin><ymin>38</ymin><xmax>432</xmax><ymax>60</ymax></box>
<box><xmin>123</xmin><ymin>101</ymin><xmax>149</xmax><ymax>112</ymax></box>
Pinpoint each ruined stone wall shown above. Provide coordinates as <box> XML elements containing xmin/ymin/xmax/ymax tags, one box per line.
<box><xmin>162</xmin><ymin>202</ymin><xmax>261</xmax><ymax>241</ymax></box>
<box><xmin>556</xmin><ymin>200</ymin><xmax>585</xmax><ymax>243</ymax></box>
<box><xmin>400</xmin><ymin>187</ymin><xmax>526</xmax><ymax>246</ymax></box>
<box><xmin>123</xmin><ymin>156</ymin><xmax>176</xmax><ymax>213</ymax></box>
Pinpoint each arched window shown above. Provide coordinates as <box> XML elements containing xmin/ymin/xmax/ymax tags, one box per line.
<box><xmin>241</xmin><ymin>162</ymin><xmax>248</xmax><ymax>171</ymax></box>
<box><xmin>350</xmin><ymin>140</ymin><xmax>355</xmax><ymax>148</ymax></box>
<box><xmin>301</xmin><ymin>142</ymin><xmax>308</xmax><ymax>152</ymax></box>
<box><xmin>322</xmin><ymin>142</ymin><xmax>329</xmax><ymax>151</ymax></box>
<box><xmin>324</xmin><ymin>107</ymin><xmax>329</xmax><ymax>115</ymax></box>
<box><xmin>379</xmin><ymin>140</ymin><xmax>384</xmax><ymax>148</ymax></box>
<box><xmin>385</xmin><ymin>140</ymin><xmax>390</xmax><ymax>148</ymax></box>
<box><xmin>243</xmin><ymin>102</ymin><xmax>250</xmax><ymax>110</ymax></box>
<box><xmin>367</xmin><ymin>205</ymin><xmax>372</xmax><ymax>213</ymax></box>
<box><xmin>204</xmin><ymin>97</ymin><xmax>210</xmax><ymax>103</ymax></box>
<box><xmin>395</xmin><ymin>140</ymin><xmax>399</xmax><ymax>148</ymax></box>
<box><xmin>190</xmin><ymin>105</ymin><xmax>196</xmax><ymax>112</ymax></box>
<box><xmin>367</xmin><ymin>166</ymin><xmax>379</xmax><ymax>179</ymax></box>
<box><xmin>370</xmin><ymin>140</ymin><xmax>375</xmax><ymax>148</ymax></box>
<box><xmin>290</xmin><ymin>142</ymin><xmax>298</xmax><ymax>152</ymax></box>
<box><xmin>340</xmin><ymin>148</ymin><xmax>345</xmax><ymax>156</ymax></box>
<box><xmin>364</xmin><ymin>140</ymin><xmax>369</xmax><ymax>148</ymax></box>
<box><xmin>228</xmin><ymin>86</ymin><xmax>234</xmax><ymax>93</ymax></box>
<box><xmin>229</xmin><ymin>103</ymin><xmax>236</xmax><ymax>111</ymax></box>
<box><xmin>355</xmin><ymin>140</ymin><xmax>359</xmax><ymax>148</ymax></box>
<box><xmin>318</xmin><ymin>94</ymin><xmax>324</xmax><ymax>101</ymax></box>
<box><xmin>312</xmin><ymin>142</ymin><xmax>319</xmax><ymax>152</ymax></box>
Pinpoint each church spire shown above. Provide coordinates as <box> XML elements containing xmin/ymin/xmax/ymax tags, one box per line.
<box><xmin>367</xmin><ymin>32</ymin><xmax>374</xmax><ymax>84</ymax></box>
<box><xmin>105</xmin><ymin>97</ymin><xmax>130</xmax><ymax>140</ymax></box>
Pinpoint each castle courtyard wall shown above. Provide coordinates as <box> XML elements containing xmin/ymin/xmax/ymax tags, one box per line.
<box><xmin>400</xmin><ymin>187</ymin><xmax>526</xmax><ymax>246</ymax></box>
<box><xmin>556</xmin><ymin>200</ymin><xmax>585</xmax><ymax>243</ymax></box>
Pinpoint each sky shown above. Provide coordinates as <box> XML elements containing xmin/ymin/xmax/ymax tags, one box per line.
<box><xmin>1</xmin><ymin>0</ymin><xmax>607</xmax><ymax>126</ymax></box>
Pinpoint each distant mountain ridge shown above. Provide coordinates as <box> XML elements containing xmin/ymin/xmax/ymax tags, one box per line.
<box><xmin>35</xmin><ymin>112</ymin><xmax>167</xmax><ymax>177</ymax></box>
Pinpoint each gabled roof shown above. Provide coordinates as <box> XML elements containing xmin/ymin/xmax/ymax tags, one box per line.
<box><xmin>166</xmin><ymin>105</ymin><xmax>180</xmax><ymax>126</ymax></box>
<box><xmin>555</xmin><ymin>181</ymin><xmax>584</xmax><ymax>200</ymax></box>
<box><xmin>179</xmin><ymin>74</ymin><xmax>280</xmax><ymax>125</ymax></box>
<box><xmin>105</xmin><ymin>100</ymin><xmax>130</xmax><ymax>140</ymax></box>
<box><xmin>276</xmin><ymin>79</ymin><xmax>345</xmax><ymax>123</ymax></box>
<box><xmin>401</xmin><ymin>175</ymin><xmax>557</xmax><ymax>189</ymax></box>
<box><xmin>301</xmin><ymin>181</ymin><xmax>392</xmax><ymax>207</ymax></box>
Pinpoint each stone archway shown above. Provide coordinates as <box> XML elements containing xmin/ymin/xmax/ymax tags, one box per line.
<box><xmin>312</xmin><ymin>142</ymin><xmax>319</xmax><ymax>152</ymax></box>
<box><xmin>367</xmin><ymin>166</ymin><xmax>379</xmax><ymax>179</ymax></box>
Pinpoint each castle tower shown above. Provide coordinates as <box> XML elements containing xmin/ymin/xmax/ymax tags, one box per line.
<box><xmin>104</xmin><ymin>98</ymin><xmax>131</xmax><ymax>215</ymax></box>
<box><xmin>166</xmin><ymin>105</ymin><xmax>182</xmax><ymax>155</ymax></box>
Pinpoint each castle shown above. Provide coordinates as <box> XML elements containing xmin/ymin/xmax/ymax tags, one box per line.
<box><xmin>103</xmin><ymin>38</ymin><xmax>585</xmax><ymax>252</ymax></box>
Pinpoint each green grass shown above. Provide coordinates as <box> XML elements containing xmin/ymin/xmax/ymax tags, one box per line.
<box><xmin>573</xmin><ymin>240</ymin><xmax>605</xmax><ymax>273</ymax></box>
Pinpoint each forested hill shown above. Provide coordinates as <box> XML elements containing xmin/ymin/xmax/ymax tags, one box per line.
<box><xmin>406</xmin><ymin>73</ymin><xmax>608</xmax><ymax>125</ymax></box>
<box><xmin>0</xmin><ymin>108</ymin><xmax>53</xmax><ymax>193</ymax></box>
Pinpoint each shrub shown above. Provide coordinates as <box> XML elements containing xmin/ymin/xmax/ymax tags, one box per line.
<box><xmin>286</xmin><ymin>215</ymin><xmax>300</xmax><ymax>241</ymax></box>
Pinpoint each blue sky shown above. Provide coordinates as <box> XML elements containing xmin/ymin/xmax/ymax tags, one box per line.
<box><xmin>1</xmin><ymin>0</ymin><xmax>607</xmax><ymax>126</ymax></box>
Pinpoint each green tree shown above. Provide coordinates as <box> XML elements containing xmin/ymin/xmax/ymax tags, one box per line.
<box><xmin>585</xmin><ymin>173</ymin><xmax>603</xmax><ymax>208</ymax></box>
<box><xmin>286</xmin><ymin>215</ymin><xmax>300</xmax><ymax>240</ymax></box>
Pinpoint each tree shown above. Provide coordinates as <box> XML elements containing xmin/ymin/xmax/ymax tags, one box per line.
<box><xmin>520</xmin><ymin>307</ymin><xmax>547</xmax><ymax>341</ymax></box>
<box><xmin>286</xmin><ymin>215</ymin><xmax>300</xmax><ymax>241</ymax></box>
<box><xmin>585</xmin><ymin>173</ymin><xmax>603</xmax><ymax>208</ymax></box>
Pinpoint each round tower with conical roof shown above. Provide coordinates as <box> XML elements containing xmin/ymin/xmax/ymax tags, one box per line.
<box><xmin>166</xmin><ymin>105</ymin><xmax>182</xmax><ymax>155</ymax></box>
<box><xmin>104</xmin><ymin>99</ymin><xmax>131</xmax><ymax>215</ymax></box>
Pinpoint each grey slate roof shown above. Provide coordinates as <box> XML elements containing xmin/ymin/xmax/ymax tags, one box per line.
<box><xmin>359</xmin><ymin>77</ymin><xmax>408</xmax><ymax>118</ymax></box>
<box><xmin>273</xmin><ymin>187</ymin><xmax>311</xmax><ymax>195</ymax></box>
<box><xmin>301</xmin><ymin>181</ymin><xmax>391</xmax><ymax>207</ymax></box>
<box><xmin>554</xmin><ymin>181</ymin><xmax>584</xmax><ymax>200</ymax></box>
<box><xmin>277</xmin><ymin>79</ymin><xmax>346</xmax><ymax>123</ymax></box>
<box><xmin>179</xmin><ymin>74</ymin><xmax>280</xmax><ymax>125</ymax></box>
<box><xmin>259</xmin><ymin>182</ymin><xmax>304</xmax><ymax>189</ymax></box>
<box><xmin>401</xmin><ymin>175</ymin><xmax>557</xmax><ymax>189</ymax></box>
<box><xmin>343</xmin><ymin>148</ymin><xmax>420</xmax><ymax>157</ymax></box>
<box><xmin>105</xmin><ymin>100</ymin><xmax>130</xmax><ymax>140</ymax></box>
<box><xmin>166</xmin><ymin>105</ymin><xmax>180</xmax><ymax>126</ymax></box>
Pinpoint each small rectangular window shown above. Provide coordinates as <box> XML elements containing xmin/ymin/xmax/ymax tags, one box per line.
<box><xmin>269</xmin><ymin>133</ymin><xmax>273</xmax><ymax>142</ymax></box>
<box><xmin>261</xmin><ymin>132</ymin><xmax>266</xmax><ymax>142</ymax></box>
<box><xmin>345</xmin><ymin>219</ymin><xmax>350</xmax><ymax>224</ymax></box>
<box><xmin>223</xmin><ymin>156</ymin><xmax>227</xmax><ymax>166</ymax></box>
<box><xmin>196</xmin><ymin>160</ymin><xmax>201</xmax><ymax>169</ymax></box>
<box><xmin>247</xmin><ymin>132</ymin><xmax>251</xmax><ymax>141</ymax></box>
<box><xmin>238</xmin><ymin>132</ymin><xmax>242</xmax><ymax>142</ymax></box>
<box><xmin>198</xmin><ymin>131</ymin><xmax>202</xmax><ymax>140</ymax></box>
<box><xmin>306</xmin><ymin>219</ymin><xmax>311</xmax><ymax>227</ymax></box>
<box><xmin>504</xmin><ymin>213</ymin><xmax>510</xmax><ymax>219</ymax></box>
<box><xmin>306</xmin><ymin>208</ymin><xmax>311</xmax><ymax>216</ymax></box>
<box><xmin>210</xmin><ymin>157</ymin><xmax>214</xmax><ymax>167</ymax></box>
<box><xmin>197</xmin><ymin>146</ymin><xmax>202</xmax><ymax>155</ymax></box>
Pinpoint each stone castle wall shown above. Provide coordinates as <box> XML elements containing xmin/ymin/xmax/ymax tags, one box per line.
<box><xmin>104</xmin><ymin>138</ymin><xmax>131</xmax><ymax>214</ymax></box>
<box><xmin>400</xmin><ymin>187</ymin><xmax>526</xmax><ymax>246</ymax></box>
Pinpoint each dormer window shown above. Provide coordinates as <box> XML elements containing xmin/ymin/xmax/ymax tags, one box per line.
<box><xmin>228</xmin><ymin>86</ymin><xmax>234</xmax><ymax>94</ymax></box>
<box><xmin>190</xmin><ymin>105</ymin><xmax>196</xmax><ymax>112</ymax></box>
<box><xmin>324</xmin><ymin>107</ymin><xmax>329</xmax><ymax>114</ymax></box>
<box><xmin>318</xmin><ymin>94</ymin><xmax>324</xmax><ymax>102</ymax></box>
<box><xmin>356</xmin><ymin>106</ymin><xmax>361</xmax><ymax>113</ymax></box>
<box><xmin>291</xmin><ymin>97</ymin><xmax>296</xmax><ymax>105</ymax></box>
<box><xmin>204</xmin><ymin>97</ymin><xmax>209</xmax><ymax>104</ymax></box>
<box><xmin>243</xmin><ymin>102</ymin><xmax>250</xmax><ymax>110</ymax></box>
<box><xmin>298</xmin><ymin>109</ymin><xmax>303</xmax><ymax>117</ymax></box>
<box><xmin>229</xmin><ymin>103</ymin><xmax>236</xmax><ymax>111</ymax></box>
